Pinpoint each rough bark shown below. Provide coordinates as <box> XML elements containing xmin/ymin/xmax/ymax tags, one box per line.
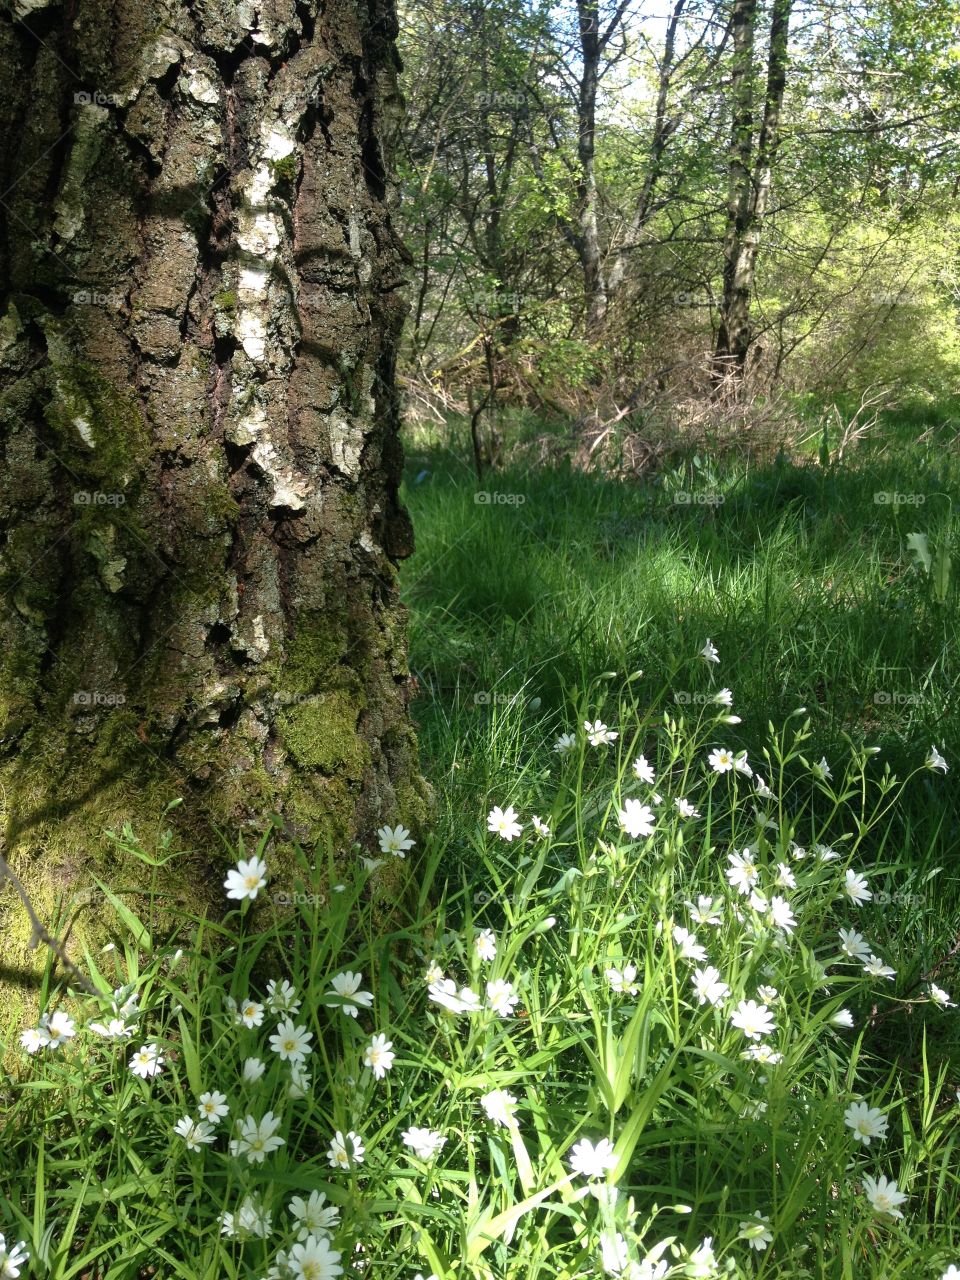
<box><xmin>713</xmin><ymin>0</ymin><xmax>792</xmax><ymax>385</ymax></box>
<box><xmin>0</xmin><ymin>0</ymin><xmax>430</xmax><ymax>1004</ymax></box>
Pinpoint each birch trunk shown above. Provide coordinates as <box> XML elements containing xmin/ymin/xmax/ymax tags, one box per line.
<box><xmin>0</xmin><ymin>0</ymin><xmax>429</xmax><ymax>1001</ymax></box>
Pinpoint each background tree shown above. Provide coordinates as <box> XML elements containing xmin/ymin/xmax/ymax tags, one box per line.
<box><xmin>0</xmin><ymin>0</ymin><xmax>429</xmax><ymax>991</ymax></box>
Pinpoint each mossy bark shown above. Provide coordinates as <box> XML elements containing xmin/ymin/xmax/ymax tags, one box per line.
<box><xmin>0</xmin><ymin>0</ymin><xmax>429</xmax><ymax>1009</ymax></box>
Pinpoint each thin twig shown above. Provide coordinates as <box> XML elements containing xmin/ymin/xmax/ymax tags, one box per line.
<box><xmin>0</xmin><ymin>838</ymin><xmax>100</xmax><ymax>996</ymax></box>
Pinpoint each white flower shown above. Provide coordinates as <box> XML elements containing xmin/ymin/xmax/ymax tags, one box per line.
<box><xmin>175</xmin><ymin>1116</ymin><xmax>217</xmax><ymax>1150</ymax></box>
<box><xmin>88</xmin><ymin>1017</ymin><xmax>133</xmax><ymax>1039</ymax></box>
<box><xmin>326</xmin><ymin>971</ymin><xmax>374</xmax><ymax>1017</ymax></box>
<box><xmin>531</xmin><ymin>815</ymin><xmax>552</xmax><ymax>837</ymax></box>
<box><xmin>701</xmin><ymin>639</ymin><xmax>719</xmax><ymax>664</ymax></box>
<box><xmin>812</xmin><ymin>756</ymin><xmax>832</xmax><ymax>781</ymax></box>
<box><xmin>43</xmin><ymin>1010</ymin><xmax>76</xmax><ymax>1048</ymax></box>
<box><xmin>768</xmin><ymin>895</ymin><xmax>796</xmax><ymax>933</ymax></box>
<box><xmin>730</xmin><ymin>999</ymin><xmax>775</xmax><ymax>1040</ymax></box>
<box><xmin>326</xmin><ymin>1129</ymin><xmax>364</xmax><ymax>1169</ymax></box>
<box><xmin>230</xmin><ymin>1111</ymin><xmax>285</xmax><ymax>1163</ymax></box>
<box><xmin>487</xmin><ymin>805</ymin><xmax>523</xmax><ymax>840</ymax></box>
<box><xmin>684</xmin><ymin>1237</ymin><xmax>717</xmax><ymax>1277</ymax></box>
<box><xmin>737</xmin><ymin>1212</ymin><xmax>773</xmax><ymax>1251</ymax></box>
<box><xmin>475</xmin><ymin>929</ymin><xmax>497</xmax><ymax>961</ymax></box>
<box><xmin>743</xmin><ymin>1043</ymin><xmax>782</xmax><ymax>1064</ymax></box>
<box><xmin>775</xmin><ymin>862</ymin><xmax>796</xmax><ymax>889</ymax></box>
<box><xmin>585</xmin><ymin>719</ymin><xmax>618</xmax><ymax>746</ymax></box>
<box><xmin>19</xmin><ymin>1026</ymin><xmax>48</xmax><ymax>1054</ymax></box>
<box><xmin>362</xmin><ymin>1032</ymin><xmax>395</xmax><ymax>1079</ymax></box>
<box><xmin>617</xmin><ymin>798</ymin><xmax>655</xmax><ymax>839</ymax></box>
<box><xmin>605</xmin><ymin>964</ymin><xmax>640</xmax><ymax>996</ymax></box>
<box><xmin>269</xmin><ymin>1018</ymin><xmax>314</xmax><ymax>1063</ymax></box>
<box><xmin>236</xmin><ymin>999</ymin><xmax>265</xmax><ymax>1029</ymax></box>
<box><xmin>129</xmin><ymin>1043</ymin><xmax>164</xmax><ymax>1079</ymax></box>
<box><xmin>288</xmin><ymin>1234</ymin><xmax>343</xmax><ymax>1279</ymax></box>
<box><xmin>714</xmin><ymin>687</ymin><xmax>733</xmax><ymax>707</ymax></box>
<box><xmin>839</xmin><ymin>928</ymin><xmax>872</xmax><ymax>960</ymax></box>
<box><xmin>757</xmin><ymin>985</ymin><xmax>778</xmax><ymax>1005</ymax></box>
<box><xmin>690</xmin><ymin>966</ymin><xmax>730</xmax><ymax>1007</ymax></box>
<box><xmin>428</xmin><ymin>978</ymin><xmax>482</xmax><ymax>1015</ymax></box>
<box><xmin>600</xmin><ymin>1231</ymin><xmax>630</xmax><ymax>1275</ymax></box>
<box><xmin>0</xmin><ymin>1236</ymin><xmax>29</xmax><ymax>1280</ymax></box>
<box><xmin>289</xmin><ymin>1061</ymin><xmax>311</xmax><ymax>1100</ymax></box>
<box><xmin>842</xmin><ymin>869</ymin><xmax>872</xmax><ymax>906</ymax></box>
<box><xmin>218</xmin><ymin>1193</ymin><xmax>272</xmax><ymax>1239</ymax></box>
<box><xmin>748</xmin><ymin>890</ymin><xmax>768</xmax><ymax>914</ymax></box>
<box><xmin>674</xmin><ymin>797</ymin><xmax>700</xmax><ymax>819</ymax></box>
<box><xmin>243</xmin><ymin>1056</ymin><xmax>266</xmax><ymax>1082</ymax></box>
<box><xmin>686</xmin><ymin>895</ymin><xmax>722</xmax><ymax>926</ymax></box>
<box><xmin>224</xmin><ymin>855</ymin><xmax>268</xmax><ymax>901</ymax></box>
<box><xmin>733</xmin><ymin>751</ymin><xmax>752</xmax><ymax>777</ymax></box>
<box><xmin>708</xmin><ymin>747</ymin><xmax>735</xmax><ymax>773</ymax></box>
<box><xmin>844</xmin><ymin>1101</ymin><xmax>888</xmax><ymax>1145</ymax></box>
<box><xmin>725</xmin><ymin>848</ymin><xmax>759</xmax><ymax>895</ymax></box>
<box><xmin>266</xmin><ymin>978</ymin><xmax>301</xmax><ymax>1015</ymax></box>
<box><xmin>927</xmin><ymin>745</ymin><xmax>949</xmax><ymax>772</ymax></box>
<box><xmin>863</xmin><ymin>954</ymin><xmax>896</xmax><ymax>980</ymax></box>
<box><xmin>402</xmin><ymin>1126</ymin><xmax>446</xmax><ymax>1160</ymax></box>
<box><xmin>377</xmin><ymin>824</ymin><xmax>415</xmax><ymax>857</ymax></box>
<box><xmin>830</xmin><ymin>1008</ymin><xmax>854</xmax><ymax>1028</ymax></box>
<box><xmin>486</xmin><ymin>979</ymin><xmax>520</xmax><ymax>1017</ymax></box>
<box><xmin>424</xmin><ymin>960</ymin><xmax>444</xmax><ymax>985</ymax></box>
<box><xmin>862</xmin><ymin>1172</ymin><xmax>907</xmax><ymax>1218</ymax></box>
<box><xmin>198</xmin><ymin>1091</ymin><xmax>229</xmax><ymax>1123</ymax></box>
<box><xmin>480</xmin><ymin>1088</ymin><xmax>518</xmax><ymax>1127</ymax></box>
<box><xmin>554</xmin><ymin>732</ymin><xmax>577</xmax><ymax>754</ymax></box>
<box><xmin>568</xmin><ymin>1136</ymin><xmax>617</xmax><ymax>1178</ymax></box>
<box><xmin>929</xmin><ymin>983</ymin><xmax>955</xmax><ymax>1007</ymax></box>
<box><xmin>673</xmin><ymin>926</ymin><xmax>707</xmax><ymax>962</ymax></box>
<box><xmin>814</xmin><ymin>843</ymin><xmax>840</xmax><ymax>862</ymax></box>
<box><xmin>755</xmin><ymin>774</ymin><xmax>774</xmax><ymax>799</ymax></box>
<box><xmin>940</xmin><ymin>1268</ymin><xmax>960</xmax><ymax>1280</ymax></box>
<box><xmin>289</xmin><ymin>1190</ymin><xmax>340</xmax><ymax>1241</ymax></box>
<box><xmin>633</xmin><ymin>755</ymin><xmax>656</xmax><ymax>784</ymax></box>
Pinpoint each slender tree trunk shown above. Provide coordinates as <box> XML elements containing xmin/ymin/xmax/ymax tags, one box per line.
<box><xmin>576</xmin><ymin>0</ymin><xmax>607</xmax><ymax>338</ymax></box>
<box><xmin>713</xmin><ymin>0</ymin><xmax>792</xmax><ymax>385</ymax></box>
<box><xmin>0</xmin><ymin>0</ymin><xmax>429</xmax><ymax>995</ymax></box>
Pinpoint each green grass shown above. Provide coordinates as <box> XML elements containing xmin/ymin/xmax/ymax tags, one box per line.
<box><xmin>401</xmin><ymin>414</ymin><xmax>960</xmax><ymax>880</ymax></box>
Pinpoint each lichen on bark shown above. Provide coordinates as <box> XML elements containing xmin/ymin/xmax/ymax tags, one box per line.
<box><xmin>0</xmin><ymin>0</ymin><xmax>430</xmax><ymax>1014</ymax></box>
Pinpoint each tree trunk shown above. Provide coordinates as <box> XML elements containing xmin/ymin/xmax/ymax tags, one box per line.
<box><xmin>0</xmin><ymin>0</ymin><xmax>430</xmax><ymax>994</ymax></box>
<box><xmin>713</xmin><ymin>0</ymin><xmax>792</xmax><ymax>386</ymax></box>
<box><xmin>576</xmin><ymin>0</ymin><xmax>607</xmax><ymax>338</ymax></box>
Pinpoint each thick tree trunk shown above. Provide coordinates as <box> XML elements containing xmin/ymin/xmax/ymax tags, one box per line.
<box><xmin>0</xmin><ymin>0</ymin><xmax>430</xmax><ymax>993</ymax></box>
